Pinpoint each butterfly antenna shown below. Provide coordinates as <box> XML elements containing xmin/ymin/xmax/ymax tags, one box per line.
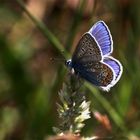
<box><xmin>50</xmin><ymin>57</ymin><xmax>66</xmax><ymax>63</ymax></box>
<box><xmin>50</xmin><ymin>49</ymin><xmax>67</xmax><ymax>62</ymax></box>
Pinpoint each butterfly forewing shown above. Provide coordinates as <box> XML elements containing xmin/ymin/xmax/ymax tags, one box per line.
<box><xmin>88</xmin><ymin>21</ymin><xmax>113</xmax><ymax>55</ymax></box>
<box><xmin>72</xmin><ymin>33</ymin><xmax>102</xmax><ymax>64</ymax></box>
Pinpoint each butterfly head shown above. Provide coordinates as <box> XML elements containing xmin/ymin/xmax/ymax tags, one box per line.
<box><xmin>65</xmin><ymin>59</ymin><xmax>72</xmax><ymax>68</ymax></box>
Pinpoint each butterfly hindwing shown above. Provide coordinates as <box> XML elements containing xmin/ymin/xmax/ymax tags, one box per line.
<box><xmin>103</xmin><ymin>56</ymin><xmax>123</xmax><ymax>85</ymax></box>
<box><xmin>73</xmin><ymin>61</ymin><xmax>114</xmax><ymax>88</ymax></box>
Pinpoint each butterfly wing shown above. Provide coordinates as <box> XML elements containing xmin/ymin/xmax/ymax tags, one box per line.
<box><xmin>70</xmin><ymin>21</ymin><xmax>122</xmax><ymax>91</ymax></box>
<box><xmin>103</xmin><ymin>56</ymin><xmax>123</xmax><ymax>85</ymax></box>
<box><xmin>73</xmin><ymin>61</ymin><xmax>115</xmax><ymax>91</ymax></box>
<box><xmin>88</xmin><ymin>21</ymin><xmax>113</xmax><ymax>56</ymax></box>
<box><xmin>72</xmin><ymin>33</ymin><xmax>102</xmax><ymax>64</ymax></box>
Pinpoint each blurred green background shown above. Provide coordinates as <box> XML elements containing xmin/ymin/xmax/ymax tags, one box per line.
<box><xmin>0</xmin><ymin>0</ymin><xmax>140</xmax><ymax>139</ymax></box>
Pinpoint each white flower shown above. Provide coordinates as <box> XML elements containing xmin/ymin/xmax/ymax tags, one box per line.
<box><xmin>75</xmin><ymin>101</ymin><xmax>91</xmax><ymax>122</ymax></box>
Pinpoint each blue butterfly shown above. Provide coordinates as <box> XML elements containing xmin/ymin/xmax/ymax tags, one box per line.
<box><xmin>66</xmin><ymin>21</ymin><xmax>123</xmax><ymax>91</ymax></box>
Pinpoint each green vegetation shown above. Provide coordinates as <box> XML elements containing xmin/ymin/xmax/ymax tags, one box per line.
<box><xmin>0</xmin><ymin>0</ymin><xmax>140</xmax><ymax>139</ymax></box>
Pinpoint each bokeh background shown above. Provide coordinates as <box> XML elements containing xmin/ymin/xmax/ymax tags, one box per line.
<box><xmin>0</xmin><ymin>0</ymin><xmax>140</xmax><ymax>139</ymax></box>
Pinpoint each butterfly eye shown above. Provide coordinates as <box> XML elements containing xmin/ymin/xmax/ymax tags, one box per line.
<box><xmin>65</xmin><ymin>60</ymin><xmax>72</xmax><ymax>68</ymax></box>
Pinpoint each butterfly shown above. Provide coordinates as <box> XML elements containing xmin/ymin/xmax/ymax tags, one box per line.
<box><xmin>65</xmin><ymin>21</ymin><xmax>123</xmax><ymax>91</ymax></box>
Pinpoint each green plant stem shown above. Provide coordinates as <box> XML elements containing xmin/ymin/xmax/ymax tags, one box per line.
<box><xmin>86</xmin><ymin>83</ymin><xmax>127</xmax><ymax>132</ymax></box>
<box><xmin>16</xmin><ymin>0</ymin><xmax>69</xmax><ymax>59</ymax></box>
<box><xmin>51</xmin><ymin>0</ymin><xmax>86</xmax><ymax>95</ymax></box>
<box><xmin>65</xmin><ymin>0</ymin><xmax>86</xmax><ymax>51</ymax></box>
